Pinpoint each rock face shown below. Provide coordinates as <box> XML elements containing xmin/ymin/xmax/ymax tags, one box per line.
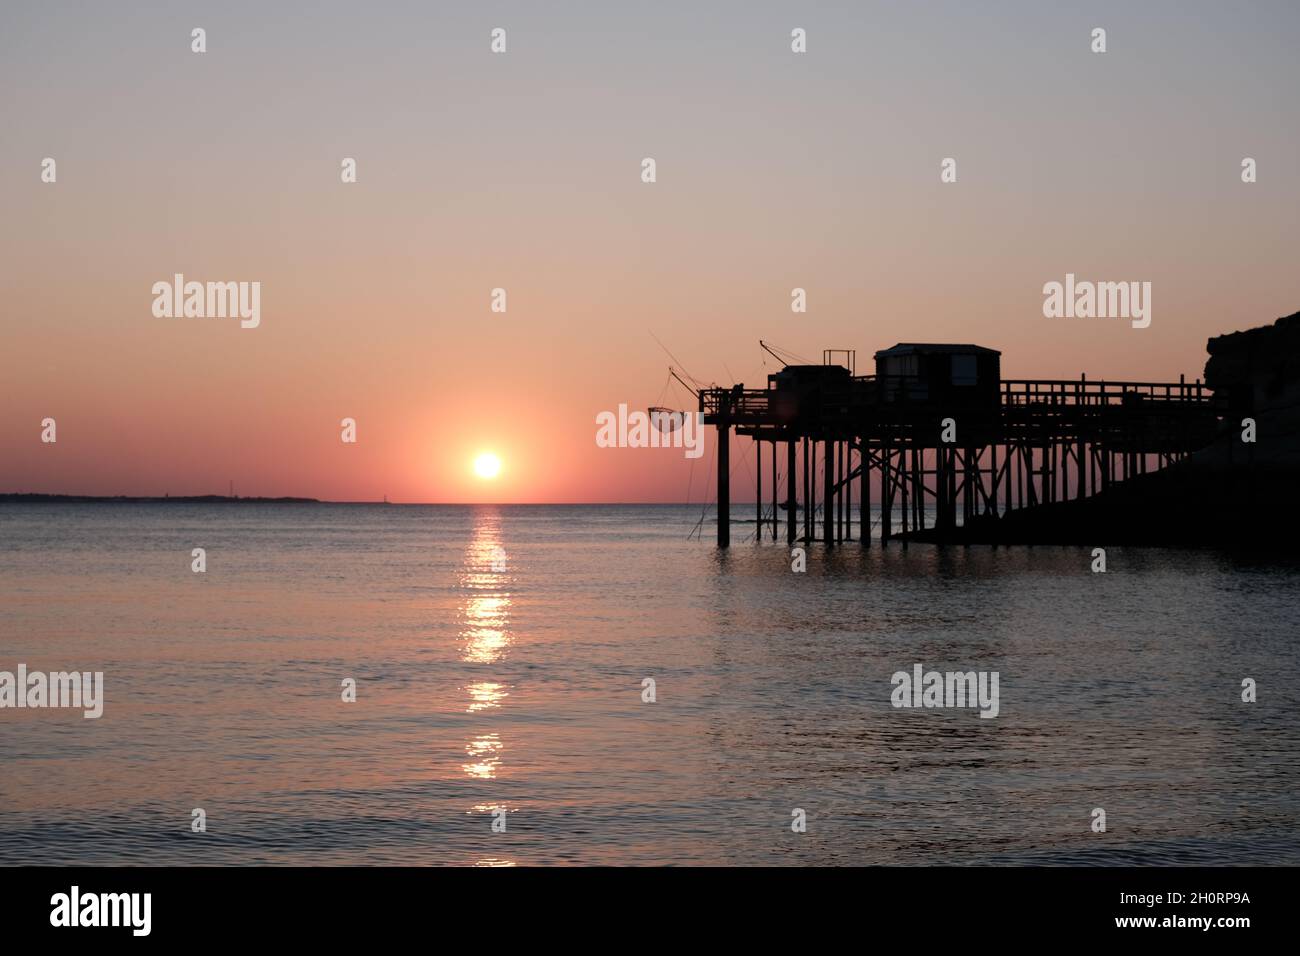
<box><xmin>928</xmin><ymin>310</ymin><xmax>1300</xmax><ymax>548</ymax></box>
<box><xmin>1201</xmin><ymin>309</ymin><xmax>1300</xmax><ymax>471</ymax></box>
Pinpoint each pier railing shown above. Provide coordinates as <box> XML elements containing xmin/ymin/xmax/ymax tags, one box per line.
<box><xmin>1000</xmin><ymin>378</ymin><xmax>1216</xmax><ymax>408</ymax></box>
<box><xmin>700</xmin><ymin>376</ymin><xmax>1224</xmax><ymax>424</ymax></box>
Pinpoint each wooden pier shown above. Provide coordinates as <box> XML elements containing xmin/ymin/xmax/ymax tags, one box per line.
<box><xmin>699</xmin><ymin>343</ymin><xmax>1225</xmax><ymax>547</ymax></box>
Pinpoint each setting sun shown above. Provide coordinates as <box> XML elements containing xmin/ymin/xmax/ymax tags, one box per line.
<box><xmin>473</xmin><ymin>453</ymin><xmax>502</xmax><ymax>480</ymax></box>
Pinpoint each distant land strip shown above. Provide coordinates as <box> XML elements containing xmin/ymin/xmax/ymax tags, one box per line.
<box><xmin>0</xmin><ymin>493</ymin><xmax>320</xmax><ymax>504</ymax></box>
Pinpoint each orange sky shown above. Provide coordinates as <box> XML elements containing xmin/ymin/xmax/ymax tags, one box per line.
<box><xmin>3</xmin><ymin>2</ymin><xmax>1298</xmax><ymax>502</ymax></box>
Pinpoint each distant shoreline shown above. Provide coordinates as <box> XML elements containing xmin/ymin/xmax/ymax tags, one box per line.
<box><xmin>0</xmin><ymin>493</ymin><xmax>320</xmax><ymax>504</ymax></box>
<box><xmin>0</xmin><ymin>495</ymin><xmax>714</xmax><ymax>506</ymax></box>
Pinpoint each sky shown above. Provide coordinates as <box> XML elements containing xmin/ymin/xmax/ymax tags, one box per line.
<box><xmin>2</xmin><ymin>1</ymin><xmax>1298</xmax><ymax>502</ymax></box>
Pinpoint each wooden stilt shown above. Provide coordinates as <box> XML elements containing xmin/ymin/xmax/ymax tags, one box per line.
<box><xmin>771</xmin><ymin>439</ymin><xmax>778</xmax><ymax>539</ymax></box>
<box><xmin>717</xmin><ymin>422</ymin><xmax>730</xmax><ymax>548</ymax></box>
<box><xmin>823</xmin><ymin>440</ymin><xmax>834</xmax><ymax>547</ymax></box>
<box><xmin>882</xmin><ymin>445</ymin><xmax>893</xmax><ymax>545</ymax></box>
<box><xmin>786</xmin><ymin>440</ymin><xmax>797</xmax><ymax>545</ymax></box>
<box><xmin>861</xmin><ymin>444</ymin><xmax>870</xmax><ymax>546</ymax></box>
<box><xmin>801</xmin><ymin>438</ymin><xmax>809</xmax><ymax>542</ymax></box>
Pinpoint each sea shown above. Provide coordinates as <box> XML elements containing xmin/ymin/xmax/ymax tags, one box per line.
<box><xmin>1</xmin><ymin>502</ymin><xmax>1298</xmax><ymax>865</ymax></box>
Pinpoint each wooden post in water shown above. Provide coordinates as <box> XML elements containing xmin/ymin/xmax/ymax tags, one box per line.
<box><xmin>836</xmin><ymin>441</ymin><xmax>844</xmax><ymax>542</ymax></box>
<box><xmin>786</xmin><ymin>440</ymin><xmax>797</xmax><ymax>545</ymax></box>
<box><xmin>845</xmin><ymin>443</ymin><xmax>854</xmax><ymax>542</ymax></box>
<box><xmin>912</xmin><ymin>448</ymin><xmax>922</xmax><ymax>535</ymax></box>
<box><xmin>717</xmin><ymin>420</ymin><xmax>730</xmax><ymax>548</ymax></box>
<box><xmin>804</xmin><ymin>437</ymin><xmax>813</xmax><ymax>543</ymax></box>
<box><xmin>1077</xmin><ymin>437</ymin><xmax>1087</xmax><ymax>500</ymax></box>
<box><xmin>861</xmin><ymin>444</ymin><xmax>870</xmax><ymax>547</ymax></box>
<box><xmin>764</xmin><ymin>439</ymin><xmax>774</xmax><ymax>538</ymax></box>
<box><xmin>840</xmin><ymin>443</ymin><xmax>848</xmax><ymax>542</ymax></box>
<box><xmin>823</xmin><ymin>440</ymin><xmax>834</xmax><ymax>546</ymax></box>
<box><xmin>989</xmin><ymin>442</ymin><xmax>999</xmax><ymax>518</ymax></box>
<box><xmin>799</xmin><ymin>439</ymin><xmax>806</xmax><ymax>542</ymax></box>
<box><xmin>942</xmin><ymin>447</ymin><xmax>952</xmax><ymax>531</ymax></box>
<box><xmin>843</xmin><ymin>442</ymin><xmax>850</xmax><ymax>541</ymax></box>
<box><xmin>882</xmin><ymin>445</ymin><xmax>893</xmax><ymax>545</ymax></box>
<box><xmin>900</xmin><ymin>447</ymin><xmax>910</xmax><ymax>540</ymax></box>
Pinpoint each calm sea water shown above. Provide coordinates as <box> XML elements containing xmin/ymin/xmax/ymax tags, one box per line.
<box><xmin>1</xmin><ymin>503</ymin><xmax>1298</xmax><ymax>866</ymax></box>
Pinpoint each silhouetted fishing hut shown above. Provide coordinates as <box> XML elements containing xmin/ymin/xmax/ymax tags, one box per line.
<box><xmin>701</xmin><ymin>342</ymin><xmax>1222</xmax><ymax>547</ymax></box>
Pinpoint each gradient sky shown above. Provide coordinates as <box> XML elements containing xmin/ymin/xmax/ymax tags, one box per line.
<box><xmin>3</xmin><ymin>1</ymin><xmax>1298</xmax><ymax>502</ymax></box>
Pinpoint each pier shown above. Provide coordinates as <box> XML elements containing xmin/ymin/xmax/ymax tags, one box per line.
<box><xmin>699</xmin><ymin>343</ymin><xmax>1225</xmax><ymax>547</ymax></box>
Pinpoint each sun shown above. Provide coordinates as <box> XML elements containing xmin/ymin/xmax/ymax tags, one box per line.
<box><xmin>473</xmin><ymin>452</ymin><xmax>502</xmax><ymax>480</ymax></box>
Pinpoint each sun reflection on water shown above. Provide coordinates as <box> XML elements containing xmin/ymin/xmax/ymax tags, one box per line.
<box><xmin>458</xmin><ymin>514</ymin><xmax>512</xmax><ymax>665</ymax></box>
<box><xmin>461</xmin><ymin>595</ymin><xmax>510</xmax><ymax>664</ymax></box>
<box><xmin>462</xmin><ymin>733</ymin><xmax>503</xmax><ymax>779</ymax></box>
<box><xmin>465</xmin><ymin>681</ymin><xmax>508</xmax><ymax>713</ymax></box>
<box><xmin>459</xmin><ymin>511</ymin><xmax>514</xmax><ymax>792</ymax></box>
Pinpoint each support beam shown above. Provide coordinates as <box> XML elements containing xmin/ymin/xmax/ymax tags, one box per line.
<box><xmin>786</xmin><ymin>440</ymin><xmax>797</xmax><ymax>545</ymax></box>
<box><xmin>717</xmin><ymin>423</ymin><xmax>730</xmax><ymax>548</ymax></box>
<box><xmin>844</xmin><ymin>442</ymin><xmax>852</xmax><ymax>541</ymax></box>
<box><xmin>823</xmin><ymin>440</ymin><xmax>834</xmax><ymax>547</ymax></box>
<box><xmin>804</xmin><ymin>437</ymin><xmax>812</xmax><ymax>543</ymax></box>
<box><xmin>901</xmin><ymin>448</ymin><xmax>910</xmax><ymax>540</ymax></box>
<box><xmin>935</xmin><ymin>447</ymin><xmax>949</xmax><ymax>532</ymax></box>
<box><xmin>771</xmin><ymin>439</ymin><xmax>778</xmax><ymax>540</ymax></box>
<box><xmin>914</xmin><ymin>447</ymin><xmax>922</xmax><ymax>534</ymax></box>
<box><xmin>837</xmin><ymin>441</ymin><xmax>845</xmax><ymax>542</ymax></box>
<box><xmin>860</xmin><ymin>445</ymin><xmax>869</xmax><ymax>547</ymax></box>
<box><xmin>882</xmin><ymin>445</ymin><xmax>893</xmax><ymax>545</ymax></box>
<box><xmin>1077</xmin><ymin>437</ymin><xmax>1087</xmax><ymax>500</ymax></box>
<box><xmin>841</xmin><ymin>442</ymin><xmax>847</xmax><ymax>541</ymax></box>
<box><xmin>990</xmin><ymin>442</ymin><xmax>1000</xmax><ymax>518</ymax></box>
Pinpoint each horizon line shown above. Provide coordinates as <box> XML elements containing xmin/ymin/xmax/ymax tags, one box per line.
<box><xmin>0</xmin><ymin>492</ymin><xmax>747</xmax><ymax>507</ymax></box>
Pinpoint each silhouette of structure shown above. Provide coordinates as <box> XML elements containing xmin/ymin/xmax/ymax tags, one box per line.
<box><xmin>700</xmin><ymin>342</ymin><xmax>1226</xmax><ymax>547</ymax></box>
